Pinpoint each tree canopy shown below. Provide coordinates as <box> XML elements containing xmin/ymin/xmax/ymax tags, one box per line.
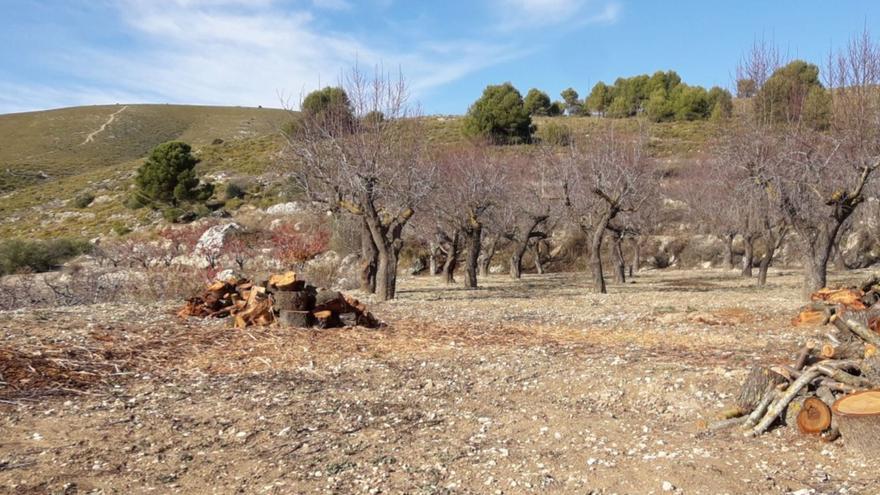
<box><xmin>134</xmin><ymin>141</ymin><xmax>212</xmax><ymax>207</ymax></box>
<box><xmin>523</xmin><ymin>88</ymin><xmax>553</xmax><ymax>116</ymax></box>
<box><xmin>586</xmin><ymin>70</ymin><xmax>732</xmax><ymax>122</ymax></box>
<box><xmin>463</xmin><ymin>82</ymin><xmax>533</xmax><ymax>144</ymax></box>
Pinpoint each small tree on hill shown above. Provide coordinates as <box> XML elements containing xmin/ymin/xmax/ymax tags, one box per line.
<box><xmin>560</xmin><ymin>87</ymin><xmax>583</xmax><ymax>116</ymax></box>
<box><xmin>463</xmin><ymin>82</ymin><xmax>533</xmax><ymax>144</ymax></box>
<box><xmin>524</xmin><ymin>88</ymin><xmax>553</xmax><ymax>116</ymax></box>
<box><xmin>134</xmin><ymin>141</ymin><xmax>212</xmax><ymax>207</ymax></box>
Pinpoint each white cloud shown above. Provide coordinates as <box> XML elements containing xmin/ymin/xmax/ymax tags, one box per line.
<box><xmin>494</xmin><ymin>0</ymin><xmax>621</xmax><ymax>29</ymax></box>
<box><xmin>11</xmin><ymin>0</ymin><xmax>517</xmax><ymax>112</ymax></box>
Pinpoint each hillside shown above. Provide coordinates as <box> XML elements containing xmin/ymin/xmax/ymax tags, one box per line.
<box><xmin>0</xmin><ymin>104</ymin><xmax>716</xmax><ymax>240</ymax></box>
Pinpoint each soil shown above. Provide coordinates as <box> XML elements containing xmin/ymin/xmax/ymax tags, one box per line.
<box><xmin>1</xmin><ymin>268</ymin><xmax>878</xmax><ymax>494</ymax></box>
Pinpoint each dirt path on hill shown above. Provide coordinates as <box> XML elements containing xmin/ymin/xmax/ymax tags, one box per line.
<box><xmin>80</xmin><ymin>105</ymin><xmax>128</xmax><ymax>145</ymax></box>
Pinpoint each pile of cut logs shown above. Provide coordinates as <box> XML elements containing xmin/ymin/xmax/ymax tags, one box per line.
<box><xmin>177</xmin><ymin>271</ymin><xmax>380</xmax><ymax>329</ymax></box>
<box><xmin>717</xmin><ymin>278</ymin><xmax>880</xmax><ymax>457</ymax></box>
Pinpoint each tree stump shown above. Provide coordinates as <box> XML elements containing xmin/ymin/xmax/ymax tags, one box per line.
<box><xmin>338</xmin><ymin>312</ymin><xmax>358</xmax><ymax>327</ymax></box>
<box><xmin>274</xmin><ymin>290</ymin><xmax>316</xmax><ymax>311</ymax></box>
<box><xmin>278</xmin><ymin>310</ymin><xmax>314</xmax><ymax>328</ymax></box>
<box><xmin>314</xmin><ymin>290</ymin><xmax>348</xmax><ymax>313</ymax></box>
<box><xmin>833</xmin><ymin>390</ymin><xmax>880</xmax><ymax>458</ymax></box>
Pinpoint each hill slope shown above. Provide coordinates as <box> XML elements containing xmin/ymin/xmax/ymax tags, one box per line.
<box><xmin>0</xmin><ymin>104</ymin><xmax>715</xmax><ymax>240</ymax></box>
<box><xmin>0</xmin><ymin>104</ymin><xmax>291</xmax><ymax>192</ymax></box>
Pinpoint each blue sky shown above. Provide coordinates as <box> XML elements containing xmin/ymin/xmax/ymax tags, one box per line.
<box><xmin>1</xmin><ymin>0</ymin><xmax>879</xmax><ymax>115</ymax></box>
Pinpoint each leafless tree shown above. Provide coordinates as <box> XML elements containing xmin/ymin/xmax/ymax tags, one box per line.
<box><xmin>556</xmin><ymin>125</ymin><xmax>655</xmax><ymax>293</ymax></box>
<box><xmin>727</xmin><ymin>31</ymin><xmax>880</xmax><ymax>296</ymax></box>
<box><xmin>283</xmin><ymin>67</ymin><xmax>434</xmax><ymax>301</ymax></box>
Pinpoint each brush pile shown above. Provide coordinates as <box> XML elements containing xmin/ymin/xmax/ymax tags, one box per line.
<box><xmin>716</xmin><ymin>277</ymin><xmax>880</xmax><ymax>455</ymax></box>
<box><xmin>177</xmin><ymin>271</ymin><xmax>380</xmax><ymax>329</ymax></box>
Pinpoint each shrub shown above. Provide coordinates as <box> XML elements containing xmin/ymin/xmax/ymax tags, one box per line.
<box><xmin>123</xmin><ymin>193</ymin><xmax>147</xmax><ymax>210</ymax></box>
<box><xmin>162</xmin><ymin>207</ymin><xmax>184</xmax><ymax>223</ymax></box>
<box><xmin>225</xmin><ymin>182</ymin><xmax>245</xmax><ymax>200</ymax></box>
<box><xmin>0</xmin><ymin>238</ymin><xmax>92</xmax><ymax>275</ymax></box>
<box><xmin>536</xmin><ymin>122</ymin><xmax>572</xmax><ymax>146</ymax></box>
<box><xmin>73</xmin><ymin>192</ymin><xmax>95</xmax><ymax>208</ymax></box>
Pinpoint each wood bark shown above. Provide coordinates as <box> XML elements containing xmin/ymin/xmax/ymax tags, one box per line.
<box><xmin>359</xmin><ymin>218</ymin><xmax>378</xmax><ymax>293</ymax></box>
<box><xmin>832</xmin><ymin>390</ymin><xmax>880</xmax><ymax>458</ymax></box>
<box><xmin>442</xmin><ymin>230</ymin><xmax>460</xmax><ymax>284</ymax></box>
<box><xmin>611</xmin><ymin>230</ymin><xmax>626</xmax><ymax>284</ymax></box>
<box><xmin>463</xmin><ymin>224</ymin><xmax>481</xmax><ymax>289</ymax></box>
<box><xmin>722</xmin><ymin>232</ymin><xmax>735</xmax><ymax>270</ymax></box>
<box><xmin>478</xmin><ymin>234</ymin><xmax>499</xmax><ymax>277</ymax></box>
<box><xmin>630</xmin><ymin>236</ymin><xmax>641</xmax><ymax>276</ymax></box>
<box><xmin>509</xmin><ymin>215</ymin><xmax>547</xmax><ymax>280</ymax></box>
<box><xmin>741</xmin><ymin>233</ymin><xmax>754</xmax><ymax>277</ymax></box>
<box><xmin>588</xmin><ymin>210</ymin><xmax>614</xmax><ymax>294</ymax></box>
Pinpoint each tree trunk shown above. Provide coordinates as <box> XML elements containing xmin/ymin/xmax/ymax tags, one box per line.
<box><xmin>801</xmin><ymin>224</ymin><xmax>838</xmax><ymax>298</ymax></box>
<box><xmin>359</xmin><ymin>218</ymin><xmax>377</xmax><ymax>293</ymax></box>
<box><xmin>722</xmin><ymin>232</ymin><xmax>735</xmax><ymax>270</ymax></box>
<box><xmin>510</xmin><ymin>240</ymin><xmax>529</xmax><ymax>279</ymax></box>
<box><xmin>530</xmin><ymin>242</ymin><xmax>545</xmax><ymax>275</ymax></box>
<box><xmin>478</xmin><ymin>235</ymin><xmax>498</xmax><ymax>277</ymax></box>
<box><xmin>463</xmin><ymin>225</ymin><xmax>481</xmax><ymax>289</ymax></box>
<box><xmin>612</xmin><ymin>232</ymin><xmax>626</xmax><ymax>284</ymax></box>
<box><xmin>630</xmin><ymin>236</ymin><xmax>641</xmax><ymax>276</ymax></box>
<box><xmin>589</xmin><ymin>211</ymin><xmax>613</xmax><ymax>294</ymax></box>
<box><xmin>741</xmin><ymin>234</ymin><xmax>754</xmax><ymax>277</ymax></box>
<box><xmin>443</xmin><ymin>230</ymin><xmax>460</xmax><ymax>284</ymax></box>
<box><xmin>428</xmin><ymin>241</ymin><xmax>440</xmax><ymax>276</ymax></box>
<box><xmin>757</xmin><ymin>250</ymin><xmax>772</xmax><ymax>286</ymax></box>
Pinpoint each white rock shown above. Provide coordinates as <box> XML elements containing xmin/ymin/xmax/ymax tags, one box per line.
<box><xmin>265</xmin><ymin>202</ymin><xmax>304</xmax><ymax>216</ymax></box>
<box><xmin>662</xmin><ymin>481</ymin><xmax>675</xmax><ymax>492</ymax></box>
<box><xmin>195</xmin><ymin>223</ymin><xmax>241</xmax><ymax>253</ymax></box>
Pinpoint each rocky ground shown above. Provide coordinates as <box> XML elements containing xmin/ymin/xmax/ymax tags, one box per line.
<box><xmin>1</xmin><ymin>268</ymin><xmax>878</xmax><ymax>494</ymax></box>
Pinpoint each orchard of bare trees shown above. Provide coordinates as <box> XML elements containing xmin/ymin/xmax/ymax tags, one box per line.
<box><xmin>279</xmin><ymin>28</ymin><xmax>880</xmax><ymax>302</ymax></box>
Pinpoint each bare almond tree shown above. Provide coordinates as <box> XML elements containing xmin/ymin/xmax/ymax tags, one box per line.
<box><xmin>728</xmin><ymin>31</ymin><xmax>880</xmax><ymax>296</ymax></box>
<box><xmin>556</xmin><ymin>125</ymin><xmax>655</xmax><ymax>293</ymax></box>
<box><xmin>283</xmin><ymin>67</ymin><xmax>434</xmax><ymax>301</ymax></box>
<box><xmin>423</xmin><ymin>144</ymin><xmax>509</xmax><ymax>288</ymax></box>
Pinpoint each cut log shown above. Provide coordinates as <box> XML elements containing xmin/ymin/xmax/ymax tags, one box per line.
<box><xmin>831</xmin><ymin>315</ymin><xmax>880</xmax><ymax>347</ymax></box>
<box><xmin>866</xmin><ymin>344</ymin><xmax>878</xmax><ymax>359</ymax></box>
<box><xmin>737</xmin><ymin>366</ymin><xmax>787</xmax><ymax>411</ymax></box>
<box><xmin>793</xmin><ymin>342</ymin><xmax>817</xmax><ymax>371</ymax></box>
<box><xmin>274</xmin><ymin>290</ymin><xmax>316</xmax><ymax>311</ymax></box>
<box><xmin>791</xmin><ymin>308</ymin><xmax>829</xmax><ymax>327</ymax></box>
<box><xmin>832</xmin><ymin>390</ymin><xmax>880</xmax><ymax>458</ymax></box>
<box><xmin>269</xmin><ymin>271</ymin><xmax>304</xmax><ymax>291</ymax></box>
<box><xmin>797</xmin><ymin>396</ymin><xmax>832</xmax><ymax>434</ymax></box>
<box><xmin>313</xmin><ymin>310</ymin><xmax>339</xmax><ymax>329</ymax></box>
<box><xmin>821</xmin><ymin>342</ymin><xmax>865</xmax><ymax>360</ymax></box>
<box><xmin>811</xmin><ymin>288</ymin><xmax>867</xmax><ymax>310</ymax></box>
<box><xmin>313</xmin><ymin>290</ymin><xmax>348</xmax><ymax>313</ymax></box>
<box><xmin>278</xmin><ymin>310</ymin><xmax>314</xmax><ymax>328</ymax></box>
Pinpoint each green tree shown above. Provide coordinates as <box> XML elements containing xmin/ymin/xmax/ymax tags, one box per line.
<box><xmin>605</xmin><ymin>96</ymin><xmax>631</xmax><ymax>118</ymax></box>
<box><xmin>560</xmin><ymin>87</ymin><xmax>583</xmax><ymax>116</ymax></box>
<box><xmin>755</xmin><ymin>60</ymin><xmax>822</xmax><ymax>123</ymax></box>
<box><xmin>523</xmin><ymin>88</ymin><xmax>553</xmax><ymax>116</ymax></box>
<box><xmin>707</xmin><ymin>86</ymin><xmax>733</xmax><ymax>121</ymax></box>
<box><xmin>646</xmin><ymin>88</ymin><xmax>674</xmax><ymax>122</ymax></box>
<box><xmin>463</xmin><ymin>82</ymin><xmax>533</xmax><ymax>143</ymax></box>
<box><xmin>548</xmin><ymin>101</ymin><xmax>564</xmax><ymax>116</ymax></box>
<box><xmin>585</xmin><ymin>82</ymin><xmax>612</xmax><ymax>116</ymax></box>
<box><xmin>301</xmin><ymin>86</ymin><xmax>352</xmax><ymax>118</ymax></box>
<box><xmin>134</xmin><ymin>141</ymin><xmax>212</xmax><ymax>206</ymax></box>
<box><xmin>801</xmin><ymin>86</ymin><xmax>831</xmax><ymax>130</ymax></box>
<box><xmin>672</xmin><ymin>86</ymin><xmax>711</xmax><ymax>121</ymax></box>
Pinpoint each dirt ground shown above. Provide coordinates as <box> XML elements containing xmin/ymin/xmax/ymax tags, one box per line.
<box><xmin>1</xmin><ymin>268</ymin><xmax>878</xmax><ymax>494</ymax></box>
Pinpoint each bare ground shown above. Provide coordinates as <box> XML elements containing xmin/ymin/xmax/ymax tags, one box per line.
<box><xmin>1</xmin><ymin>268</ymin><xmax>878</xmax><ymax>494</ymax></box>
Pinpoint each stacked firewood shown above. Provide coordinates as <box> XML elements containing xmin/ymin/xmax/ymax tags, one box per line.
<box><xmin>178</xmin><ymin>271</ymin><xmax>380</xmax><ymax>329</ymax></box>
<box><xmin>719</xmin><ymin>278</ymin><xmax>880</xmax><ymax>456</ymax></box>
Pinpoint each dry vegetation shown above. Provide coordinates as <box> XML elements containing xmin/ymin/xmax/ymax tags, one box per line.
<box><xmin>3</xmin><ymin>268</ymin><xmax>879</xmax><ymax>494</ymax></box>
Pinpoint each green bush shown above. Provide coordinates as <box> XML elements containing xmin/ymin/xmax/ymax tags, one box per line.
<box><xmin>0</xmin><ymin>238</ymin><xmax>92</xmax><ymax>275</ymax></box>
<box><xmin>112</xmin><ymin>223</ymin><xmax>132</xmax><ymax>236</ymax></box>
<box><xmin>123</xmin><ymin>193</ymin><xmax>147</xmax><ymax>210</ymax></box>
<box><xmin>73</xmin><ymin>192</ymin><xmax>95</xmax><ymax>209</ymax></box>
<box><xmin>134</xmin><ymin>141</ymin><xmax>213</xmax><ymax>206</ymax></box>
<box><xmin>536</xmin><ymin>122</ymin><xmax>572</xmax><ymax>146</ymax></box>
<box><xmin>162</xmin><ymin>207</ymin><xmax>184</xmax><ymax>223</ymax></box>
